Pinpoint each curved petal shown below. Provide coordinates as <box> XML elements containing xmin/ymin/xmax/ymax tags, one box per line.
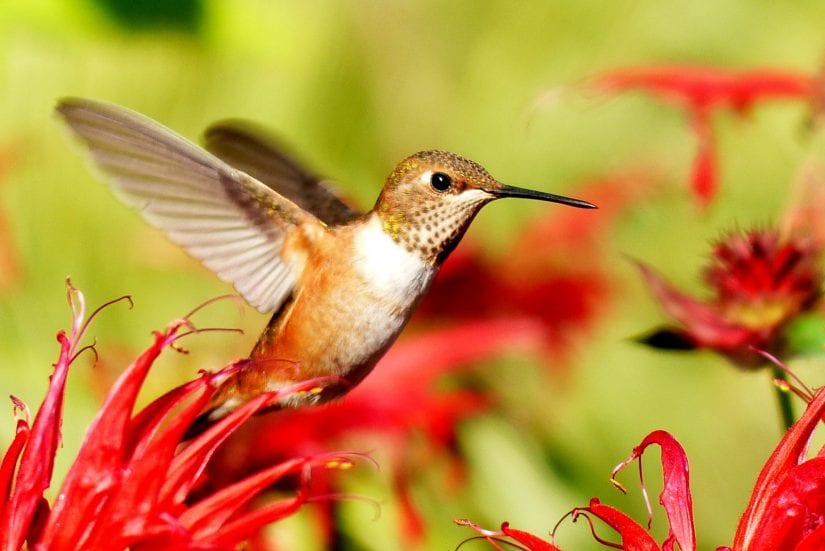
<box><xmin>732</xmin><ymin>387</ymin><xmax>825</xmax><ymax>549</ymax></box>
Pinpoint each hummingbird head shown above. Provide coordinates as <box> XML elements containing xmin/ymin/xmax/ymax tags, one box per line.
<box><xmin>373</xmin><ymin>150</ymin><xmax>596</xmax><ymax>265</ymax></box>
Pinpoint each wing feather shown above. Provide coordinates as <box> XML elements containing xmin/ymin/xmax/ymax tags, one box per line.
<box><xmin>56</xmin><ymin>97</ymin><xmax>322</xmax><ymax>313</ymax></box>
<box><xmin>203</xmin><ymin>122</ymin><xmax>362</xmax><ymax>226</ymax></box>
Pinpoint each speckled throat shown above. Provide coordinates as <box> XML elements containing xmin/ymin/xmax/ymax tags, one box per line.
<box><xmin>376</xmin><ymin>194</ymin><xmax>490</xmax><ymax>265</ymax></box>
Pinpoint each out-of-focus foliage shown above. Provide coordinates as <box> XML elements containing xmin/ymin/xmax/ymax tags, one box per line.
<box><xmin>2</xmin><ymin>1</ymin><xmax>825</xmax><ymax>548</ymax></box>
<box><xmin>93</xmin><ymin>0</ymin><xmax>204</xmax><ymax>34</ymax></box>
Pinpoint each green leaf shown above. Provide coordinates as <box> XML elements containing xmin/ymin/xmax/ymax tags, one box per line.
<box><xmin>785</xmin><ymin>312</ymin><xmax>825</xmax><ymax>357</ymax></box>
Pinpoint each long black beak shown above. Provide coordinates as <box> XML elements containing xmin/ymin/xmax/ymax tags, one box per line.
<box><xmin>491</xmin><ymin>184</ymin><xmax>597</xmax><ymax>209</ymax></box>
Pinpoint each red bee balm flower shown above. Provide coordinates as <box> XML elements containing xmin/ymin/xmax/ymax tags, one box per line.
<box><xmin>457</xmin><ymin>430</ymin><xmax>695</xmax><ymax>551</ymax></box>
<box><xmin>638</xmin><ymin>229</ymin><xmax>822</xmax><ymax>367</ymax></box>
<box><xmin>458</xmin><ymin>384</ymin><xmax>825</xmax><ymax>550</ymax></box>
<box><xmin>0</xmin><ymin>283</ymin><xmax>359</xmax><ymax>550</ymax></box>
<box><xmin>594</xmin><ymin>65</ymin><xmax>814</xmax><ymax>204</ymax></box>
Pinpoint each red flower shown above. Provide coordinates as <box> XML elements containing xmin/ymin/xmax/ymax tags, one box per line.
<box><xmin>457</xmin><ymin>385</ymin><xmax>825</xmax><ymax>549</ymax></box>
<box><xmin>724</xmin><ymin>384</ymin><xmax>825</xmax><ymax>550</ymax></box>
<box><xmin>0</xmin><ymin>283</ymin><xmax>358</xmax><ymax>549</ymax></box>
<box><xmin>456</xmin><ymin>430</ymin><xmax>695</xmax><ymax>551</ymax></box>
<box><xmin>594</xmin><ymin>65</ymin><xmax>814</xmax><ymax>204</ymax></box>
<box><xmin>638</xmin><ymin>229</ymin><xmax>822</xmax><ymax>367</ymax></box>
<box><xmin>571</xmin><ymin>430</ymin><xmax>695</xmax><ymax>551</ymax></box>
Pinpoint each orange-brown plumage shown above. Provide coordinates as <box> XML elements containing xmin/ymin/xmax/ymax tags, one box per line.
<box><xmin>212</xmin><ymin>214</ymin><xmax>438</xmax><ymax>416</ymax></box>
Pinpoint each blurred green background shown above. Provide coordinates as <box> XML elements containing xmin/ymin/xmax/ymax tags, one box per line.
<box><xmin>2</xmin><ymin>0</ymin><xmax>825</xmax><ymax>549</ymax></box>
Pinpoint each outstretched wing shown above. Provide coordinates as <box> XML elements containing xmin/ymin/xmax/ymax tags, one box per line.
<box><xmin>56</xmin><ymin>97</ymin><xmax>323</xmax><ymax>314</ymax></box>
<box><xmin>203</xmin><ymin>122</ymin><xmax>362</xmax><ymax>226</ymax></box>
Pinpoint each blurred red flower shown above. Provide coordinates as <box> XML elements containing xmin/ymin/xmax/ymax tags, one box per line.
<box><xmin>458</xmin><ymin>385</ymin><xmax>825</xmax><ymax>550</ymax></box>
<box><xmin>208</xmin><ymin>317</ymin><xmax>547</xmax><ymax>546</ymax></box>
<box><xmin>0</xmin><ymin>142</ymin><xmax>22</xmax><ymax>289</ymax></box>
<box><xmin>0</xmin><ymin>283</ymin><xmax>358</xmax><ymax>550</ymax></box>
<box><xmin>594</xmin><ymin>65</ymin><xmax>814</xmax><ymax>204</ymax></box>
<box><xmin>417</xmin><ymin>168</ymin><xmax>657</xmax><ymax>364</ymax></box>
<box><xmin>637</xmin><ymin>229</ymin><xmax>822</xmax><ymax>367</ymax></box>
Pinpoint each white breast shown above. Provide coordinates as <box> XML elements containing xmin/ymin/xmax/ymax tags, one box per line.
<box><xmin>353</xmin><ymin>215</ymin><xmax>436</xmax><ymax>307</ymax></box>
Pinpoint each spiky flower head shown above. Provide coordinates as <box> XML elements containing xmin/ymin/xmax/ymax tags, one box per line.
<box><xmin>639</xmin><ymin>229</ymin><xmax>822</xmax><ymax>366</ymax></box>
<box><xmin>706</xmin><ymin>230</ymin><xmax>820</xmax><ymax>328</ymax></box>
<box><xmin>0</xmin><ymin>283</ymin><xmax>360</xmax><ymax>549</ymax></box>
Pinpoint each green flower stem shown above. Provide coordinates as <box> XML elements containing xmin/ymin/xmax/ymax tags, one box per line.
<box><xmin>772</xmin><ymin>367</ymin><xmax>795</xmax><ymax>431</ymax></box>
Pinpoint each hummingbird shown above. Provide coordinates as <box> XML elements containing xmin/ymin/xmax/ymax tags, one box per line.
<box><xmin>56</xmin><ymin>98</ymin><xmax>596</xmax><ymax>422</ymax></box>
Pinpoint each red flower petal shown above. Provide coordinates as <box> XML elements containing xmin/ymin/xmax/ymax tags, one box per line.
<box><xmin>500</xmin><ymin>521</ymin><xmax>562</xmax><ymax>551</ymax></box>
<box><xmin>732</xmin><ymin>386</ymin><xmax>825</xmax><ymax>549</ymax></box>
<box><xmin>159</xmin><ymin>377</ymin><xmax>334</xmax><ymax>511</ymax></box>
<box><xmin>796</xmin><ymin>523</ymin><xmax>825</xmax><ymax>551</ymax></box>
<box><xmin>124</xmin><ymin>369</ymin><xmax>220</xmax><ymax>456</ymax></box>
<box><xmin>636</xmin><ymin>261</ymin><xmax>755</xmax><ymax>351</ymax></box>
<box><xmin>367</xmin><ymin>318</ymin><xmax>544</xmax><ymax>392</ymax></box>
<box><xmin>611</xmin><ymin>430</ymin><xmax>696</xmax><ymax>551</ymax></box>
<box><xmin>183</xmin><ymin>456</ymin><xmax>308</xmax><ymax>537</ymax></box>
<box><xmin>207</xmin><ymin>494</ymin><xmax>305</xmax><ymax>546</ymax></box>
<box><xmin>78</xmin><ymin>376</ymin><xmax>218</xmax><ymax>545</ymax></box>
<box><xmin>739</xmin><ymin>457</ymin><xmax>825</xmax><ymax>549</ymax></box>
<box><xmin>0</xmin><ymin>419</ymin><xmax>29</xmax><ymax>506</ymax></box>
<box><xmin>576</xmin><ymin>498</ymin><xmax>660</xmax><ymax>551</ymax></box>
<box><xmin>189</xmin><ymin>453</ymin><xmax>359</xmax><ymax>545</ymax></box>
<box><xmin>0</xmin><ymin>330</ymin><xmax>71</xmax><ymax>549</ymax></box>
<box><xmin>454</xmin><ymin>519</ymin><xmax>561</xmax><ymax>551</ymax></box>
<box><xmin>39</xmin><ymin>325</ymin><xmax>184</xmax><ymax>548</ymax></box>
<box><xmin>689</xmin><ymin>108</ymin><xmax>716</xmax><ymax>205</ymax></box>
<box><xmin>595</xmin><ymin>66</ymin><xmax>812</xmax><ymax>111</ymax></box>
<box><xmin>595</xmin><ymin>66</ymin><xmax>813</xmax><ymax>204</ymax></box>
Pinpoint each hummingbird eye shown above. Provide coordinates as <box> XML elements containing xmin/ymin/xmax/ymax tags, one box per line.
<box><xmin>430</xmin><ymin>172</ymin><xmax>452</xmax><ymax>192</ymax></box>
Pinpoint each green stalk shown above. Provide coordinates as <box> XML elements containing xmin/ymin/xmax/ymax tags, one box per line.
<box><xmin>772</xmin><ymin>367</ymin><xmax>795</xmax><ymax>431</ymax></box>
